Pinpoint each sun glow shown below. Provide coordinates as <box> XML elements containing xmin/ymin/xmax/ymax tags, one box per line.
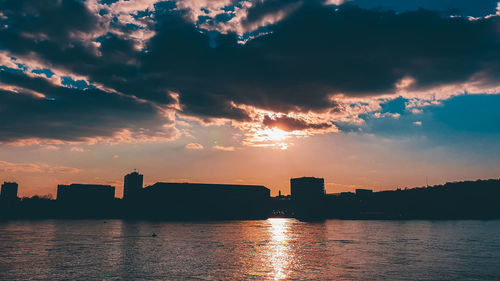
<box><xmin>261</xmin><ymin>128</ymin><xmax>289</xmax><ymax>142</ymax></box>
<box><xmin>250</xmin><ymin>128</ymin><xmax>291</xmax><ymax>149</ymax></box>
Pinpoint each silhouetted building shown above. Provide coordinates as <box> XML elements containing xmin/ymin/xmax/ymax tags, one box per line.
<box><xmin>340</xmin><ymin>192</ymin><xmax>355</xmax><ymax>198</ymax></box>
<box><xmin>1</xmin><ymin>182</ymin><xmax>18</xmax><ymax>201</ymax></box>
<box><xmin>57</xmin><ymin>184</ymin><xmax>115</xmax><ymax>203</ymax></box>
<box><xmin>291</xmin><ymin>177</ymin><xmax>325</xmax><ymax>200</ymax></box>
<box><xmin>2</xmin><ymin>176</ymin><xmax>500</xmax><ymax>220</ymax></box>
<box><xmin>290</xmin><ymin>177</ymin><xmax>325</xmax><ymax>220</ymax></box>
<box><xmin>139</xmin><ymin>182</ymin><xmax>270</xmax><ymax>219</ymax></box>
<box><xmin>123</xmin><ymin>171</ymin><xmax>143</xmax><ymax>200</ymax></box>
<box><xmin>355</xmin><ymin>189</ymin><xmax>373</xmax><ymax>196</ymax></box>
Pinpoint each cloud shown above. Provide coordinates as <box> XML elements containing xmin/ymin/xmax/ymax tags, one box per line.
<box><xmin>325</xmin><ymin>0</ymin><xmax>348</xmax><ymax>5</ymax></box>
<box><xmin>2</xmin><ymin>0</ymin><xmax>500</xmax><ymax>145</ymax></box>
<box><xmin>0</xmin><ymin>160</ymin><xmax>81</xmax><ymax>173</ymax></box>
<box><xmin>141</xmin><ymin>2</ymin><xmax>500</xmax><ymax>125</ymax></box>
<box><xmin>185</xmin><ymin>142</ymin><xmax>204</xmax><ymax>150</ymax></box>
<box><xmin>241</xmin><ymin>0</ymin><xmax>303</xmax><ymax>31</ymax></box>
<box><xmin>0</xmin><ymin>66</ymin><xmax>176</xmax><ymax>143</ymax></box>
<box><xmin>213</xmin><ymin>145</ymin><xmax>235</xmax><ymax>151</ymax></box>
<box><xmin>262</xmin><ymin>115</ymin><xmax>333</xmax><ymax>132</ymax></box>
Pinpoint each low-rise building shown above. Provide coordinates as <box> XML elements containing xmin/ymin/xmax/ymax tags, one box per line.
<box><xmin>57</xmin><ymin>184</ymin><xmax>115</xmax><ymax>203</ymax></box>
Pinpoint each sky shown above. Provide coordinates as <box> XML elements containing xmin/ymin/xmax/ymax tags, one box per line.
<box><xmin>1</xmin><ymin>0</ymin><xmax>500</xmax><ymax>198</ymax></box>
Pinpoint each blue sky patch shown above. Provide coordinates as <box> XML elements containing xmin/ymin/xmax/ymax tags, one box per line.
<box><xmin>32</xmin><ymin>68</ymin><xmax>54</xmax><ymax>78</ymax></box>
<box><xmin>61</xmin><ymin>76</ymin><xmax>96</xmax><ymax>90</ymax></box>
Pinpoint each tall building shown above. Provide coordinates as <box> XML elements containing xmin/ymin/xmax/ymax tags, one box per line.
<box><xmin>0</xmin><ymin>182</ymin><xmax>19</xmax><ymax>201</ymax></box>
<box><xmin>290</xmin><ymin>177</ymin><xmax>325</xmax><ymax>200</ymax></box>
<box><xmin>57</xmin><ymin>184</ymin><xmax>115</xmax><ymax>203</ymax></box>
<box><xmin>290</xmin><ymin>177</ymin><xmax>326</xmax><ymax>220</ymax></box>
<box><xmin>123</xmin><ymin>171</ymin><xmax>143</xmax><ymax>200</ymax></box>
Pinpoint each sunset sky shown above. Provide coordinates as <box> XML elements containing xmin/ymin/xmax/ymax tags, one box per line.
<box><xmin>1</xmin><ymin>0</ymin><xmax>500</xmax><ymax>198</ymax></box>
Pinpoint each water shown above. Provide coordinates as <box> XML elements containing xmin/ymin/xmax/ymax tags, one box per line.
<box><xmin>0</xmin><ymin>219</ymin><xmax>499</xmax><ymax>280</ymax></box>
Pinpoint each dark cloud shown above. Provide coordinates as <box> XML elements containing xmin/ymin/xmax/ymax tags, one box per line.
<box><xmin>141</xmin><ymin>2</ymin><xmax>500</xmax><ymax>115</ymax></box>
<box><xmin>2</xmin><ymin>0</ymin><xmax>500</xmax><ymax>141</ymax></box>
<box><xmin>262</xmin><ymin>115</ymin><xmax>332</xmax><ymax>131</ymax></box>
<box><xmin>0</xmin><ymin>0</ymin><xmax>173</xmax><ymax>105</ymax></box>
<box><xmin>0</xmin><ymin>0</ymin><xmax>100</xmax><ymax>43</ymax></box>
<box><xmin>0</xmin><ymin>69</ymin><xmax>172</xmax><ymax>142</ymax></box>
<box><xmin>242</xmin><ymin>0</ymin><xmax>303</xmax><ymax>28</ymax></box>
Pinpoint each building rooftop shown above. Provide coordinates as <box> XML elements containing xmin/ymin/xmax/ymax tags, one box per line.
<box><xmin>291</xmin><ymin>177</ymin><xmax>323</xmax><ymax>180</ymax></box>
<box><xmin>147</xmin><ymin>182</ymin><xmax>269</xmax><ymax>191</ymax></box>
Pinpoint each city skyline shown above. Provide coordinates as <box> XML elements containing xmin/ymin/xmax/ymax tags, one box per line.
<box><xmin>2</xmin><ymin>0</ymin><xmax>500</xmax><ymax>198</ymax></box>
<box><xmin>3</xmin><ymin>170</ymin><xmax>500</xmax><ymax>199</ymax></box>
<box><xmin>3</xmin><ymin>172</ymin><xmax>499</xmax><ymax>221</ymax></box>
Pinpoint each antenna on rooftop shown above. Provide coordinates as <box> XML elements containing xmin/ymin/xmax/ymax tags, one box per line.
<box><xmin>426</xmin><ymin>176</ymin><xmax>429</xmax><ymax>187</ymax></box>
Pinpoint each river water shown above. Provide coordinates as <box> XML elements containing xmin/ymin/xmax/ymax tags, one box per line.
<box><xmin>0</xmin><ymin>219</ymin><xmax>499</xmax><ymax>280</ymax></box>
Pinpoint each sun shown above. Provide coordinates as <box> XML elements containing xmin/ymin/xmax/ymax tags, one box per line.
<box><xmin>263</xmin><ymin>127</ymin><xmax>288</xmax><ymax>142</ymax></box>
<box><xmin>250</xmin><ymin>127</ymin><xmax>291</xmax><ymax>149</ymax></box>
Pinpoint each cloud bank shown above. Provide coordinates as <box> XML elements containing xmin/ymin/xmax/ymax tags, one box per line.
<box><xmin>1</xmin><ymin>0</ymin><xmax>500</xmax><ymax>147</ymax></box>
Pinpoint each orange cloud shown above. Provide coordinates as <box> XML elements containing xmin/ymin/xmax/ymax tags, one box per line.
<box><xmin>213</xmin><ymin>145</ymin><xmax>235</xmax><ymax>151</ymax></box>
<box><xmin>0</xmin><ymin>161</ymin><xmax>81</xmax><ymax>174</ymax></box>
<box><xmin>185</xmin><ymin>143</ymin><xmax>204</xmax><ymax>150</ymax></box>
<box><xmin>2</xmin><ymin>126</ymin><xmax>180</xmax><ymax>148</ymax></box>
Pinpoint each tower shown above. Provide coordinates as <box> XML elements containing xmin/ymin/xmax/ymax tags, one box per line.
<box><xmin>1</xmin><ymin>182</ymin><xmax>19</xmax><ymax>201</ymax></box>
<box><xmin>290</xmin><ymin>177</ymin><xmax>325</xmax><ymax>219</ymax></box>
<box><xmin>123</xmin><ymin>171</ymin><xmax>143</xmax><ymax>200</ymax></box>
<box><xmin>290</xmin><ymin>177</ymin><xmax>325</xmax><ymax>200</ymax></box>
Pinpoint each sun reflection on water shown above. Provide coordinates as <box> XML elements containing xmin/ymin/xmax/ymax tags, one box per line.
<box><xmin>268</xmin><ymin>218</ymin><xmax>294</xmax><ymax>280</ymax></box>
